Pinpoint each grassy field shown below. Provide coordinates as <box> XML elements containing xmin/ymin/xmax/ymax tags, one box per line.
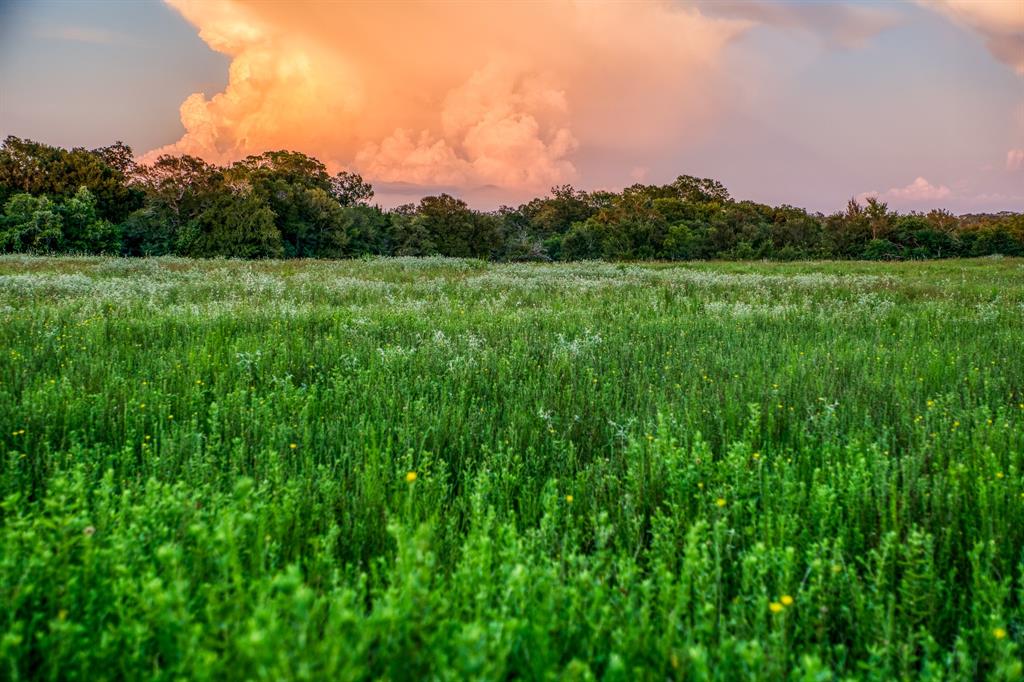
<box><xmin>1</xmin><ymin>255</ymin><xmax>1022</xmax><ymax>680</ymax></box>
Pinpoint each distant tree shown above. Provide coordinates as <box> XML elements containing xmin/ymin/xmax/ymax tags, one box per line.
<box><xmin>298</xmin><ymin>187</ymin><xmax>352</xmax><ymax>258</ymax></box>
<box><xmin>770</xmin><ymin>205</ymin><xmax>823</xmax><ymax>256</ymax></box>
<box><xmin>662</xmin><ymin>222</ymin><xmax>701</xmax><ymax>260</ymax></box>
<box><xmin>92</xmin><ymin>141</ymin><xmax>138</xmax><ymax>179</ymax></box>
<box><xmin>0</xmin><ymin>188</ymin><xmax>118</xmax><ymax>254</ymax></box>
<box><xmin>0</xmin><ymin>194</ymin><xmax>63</xmax><ymax>253</ymax></box>
<box><xmin>865</xmin><ymin>197</ymin><xmax>892</xmax><ymax>241</ymax></box>
<box><xmin>560</xmin><ymin>221</ymin><xmax>601</xmax><ymax>260</ymax></box>
<box><xmin>863</xmin><ymin>238</ymin><xmax>903</xmax><ymax>260</ymax></box>
<box><xmin>388</xmin><ymin>205</ymin><xmax>436</xmax><ymax>256</ymax></box>
<box><xmin>330</xmin><ymin>171</ymin><xmax>374</xmax><ymax>207</ymax></box>
<box><xmin>925</xmin><ymin>209</ymin><xmax>959</xmax><ymax>235</ymax></box>
<box><xmin>340</xmin><ymin>204</ymin><xmax>390</xmax><ymax>255</ymax></box>
<box><xmin>178</xmin><ymin>193</ymin><xmax>283</xmax><ymax>259</ymax></box>
<box><xmin>415</xmin><ymin>194</ymin><xmax>490</xmax><ymax>258</ymax></box>
<box><xmin>520</xmin><ymin>185</ymin><xmax>596</xmax><ymax>238</ymax></box>
<box><xmin>670</xmin><ymin>175</ymin><xmax>731</xmax><ymax>204</ymax></box>
<box><xmin>3</xmin><ymin>136</ymin><xmax>1023</xmax><ymax>262</ymax></box>
<box><xmin>138</xmin><ymin>154</ymin><xmax>223</xmax><ymax>223</ymax></box>
<box><xmin>226</xmin><ymin>151</ymin><xmax>361</xmax><ymax>257</ymax></box>
<box><xmin>120</xmin><ymin>206</ymin><xmax>176</xmax><ymax>256</ymax></box>
<box><xmin>0</xmin><ymin>136</ymin><xmax>141</xmax><ymax>222</ymax></box>
<box><xmin>59</xmin><ymin>187</ymin><xmax>120</xmax><ymax>253</ymax></box>
<box><xmin>823</xmin><ymin>198</ymin><xmax>871</xmax><ymax>257</ymax></box>
<box><xmin>233</xmin><ymin>150</ymin><xmax>331</xmax><ymax>190</ymax></box>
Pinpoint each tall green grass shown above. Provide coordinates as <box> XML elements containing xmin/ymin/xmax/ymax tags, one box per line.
<box><xmin>1</xmin><ymin>256</ymin><xmax>1022</xmax><ymax>680</ymax></box>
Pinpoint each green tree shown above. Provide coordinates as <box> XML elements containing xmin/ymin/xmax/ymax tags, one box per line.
<box><xmin>137</xmin><ymin>154</ymin><xmax>224</xmax><ymax>245</ymax></box>
<box><xmin>0</xmin><ymin>136</ymin><xmax>141</xmax><ymax>222</ymax></box>
<box><xmin>59</xmin><ymin>187</ymin><xmax>120</xmax><ymax>254</ymax></box>
<box><xmin>0</xmin><ymin>193</ymin><xmax>63</xmax><ymax>253</ymax></box>
<box><xmin>120</xmin><ymin>206</ymin><xmax>176</xmax><ymax>257</ymax></box>
<box><xmin>388</xmin><ymin>206</ymin><xmax>436</xmax><ymax>256</ymax></box>
<box><xmin>178</xmin><ymin>192</ymin><xmax>283</xmax><ymax>258</ymax></box>
<box><xmin>415</xmin><ymin>194</ymin><xmax>499</xmax><ymax>258</ymax></box>
<box><xmin>670</xmin><ymin>175</ymin><xmax>731</xmax><ymax>204</ymax></box>
<box><xmin>330</xmin><ymin>171</ymin><xmax>375</xmax><ymax>207</ymax></box>
<box><xmin>92</xmin><ymin>141</ymin><xmax>139</xmax><ymax>179</ymax></box>
<box><xmin>520</xmin><ymin>185</ymin><xmax>597</xmax><ymax>239</ymax></box>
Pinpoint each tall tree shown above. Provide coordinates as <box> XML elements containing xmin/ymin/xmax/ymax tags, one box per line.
<box><xmin>0</xmin><ymin>136</ymin><xmax>142</xmax><ymax>222</ymax></box>
<box><xmin>178</xmin><ymin>192</ymin><xmax>283</xmax><ymax>259</ymax></box>
<box><xmin>330</xmin><ymin>171</ymin><xmax>374</xmax><ymax>207</ymax></box>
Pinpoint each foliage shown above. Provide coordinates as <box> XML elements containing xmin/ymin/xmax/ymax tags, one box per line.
<box><xmin>0</xmin><ymin>257</ymin><xmax>1022</xmax><ymax>679</ymax></box>
<box><xmin>2</xmin><ymin>137</ymin><xmax>1023</xmax><ymax>262</ymax></box>
<box><xmin>177</xmin><ymin>192</ymin><xmax>283</xmax><ymax>259</ymax></box>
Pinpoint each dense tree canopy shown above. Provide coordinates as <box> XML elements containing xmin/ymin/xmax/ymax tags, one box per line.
<box><xmin>1</xmin><ymin>136</ymin><xmax>1021</xmax><ymax>261</ymax></box>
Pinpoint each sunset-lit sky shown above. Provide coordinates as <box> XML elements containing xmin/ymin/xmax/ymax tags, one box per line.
<box><xmin>1</xmin><ymin>0</ymin><xmax>1022</xmax><ymax>212</ymax></box>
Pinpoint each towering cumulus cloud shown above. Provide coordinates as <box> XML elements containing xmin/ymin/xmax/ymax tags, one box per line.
<box><xmin>145</xmin><ymin>0</ymin><xmax>747</xmax><ymax>195</ymax></box>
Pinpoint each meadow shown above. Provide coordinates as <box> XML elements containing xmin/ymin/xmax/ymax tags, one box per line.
<box><xmin>1</xmin><ymin>255</ymin><xmax>1022</xmax><ymax>680</ymax></box>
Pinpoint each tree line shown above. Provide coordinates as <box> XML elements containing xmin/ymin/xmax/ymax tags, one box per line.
<box><xmin>1</xmin><ymin>135</ymin><xmax>1021</xmax><ymax>261</ymax></box>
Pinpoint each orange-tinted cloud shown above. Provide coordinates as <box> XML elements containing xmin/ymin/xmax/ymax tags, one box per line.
<box><xmin>923</xmin><ymin>1</ymin><xmax>1024</xmax><ymax>74</ymax></box>
<box><xmin>143</xmin><ymin>0</ymin><xmax>748</xmax><ymax>193</ymax></box>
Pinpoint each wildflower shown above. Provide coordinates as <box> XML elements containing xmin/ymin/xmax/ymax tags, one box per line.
<box><xmin>565</xmin><ymin>495</ymin><xmax>574</xmax><ymax>503</ymax></box>
<box><xmin>996</xmin><ymin>472</ymin><xmax>1004</xmax><ymax>479</ymax></box>
<box><xmin>752</xmin><ymin>452</ymin><xmax>760</xmax><ymax>461</ymax></box>
<box><xmin>289</xmin><ymin>443</ymin><xmax>297</xmax><ymax>450</ymax></box>
<box><xmin>780</xmin><ymin>595</ymin><xmax>794</xmax><ymax>606</ymax></box>
<box><xmin>993</xmin><ymin>627</ymin><xmax>1007</xmax><ymax>640</ymax></box>
<box><xmin>715</xmin><ymin>498</ymin><xmax>727</xmax><ymax>508</ymax></box>
<box><xmin>769</xmin><ymin>602</ymin><xmax>784</xmax><ymax>614</ymax></box>
<box><xmin>83</xmin><ymin>526</ymin><xmax>95</xmax><ymax>536</ymax></box>
<box><xmin>405</xmin><ymin>471</ymin><xmax>417</xmax><ymax>483</ymax></box>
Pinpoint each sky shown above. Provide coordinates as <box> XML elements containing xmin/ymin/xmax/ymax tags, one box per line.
<box><xmin>0</xmin><ymin>0</ymin><xmax>1022</xmax><ymax>214</ymax></box>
